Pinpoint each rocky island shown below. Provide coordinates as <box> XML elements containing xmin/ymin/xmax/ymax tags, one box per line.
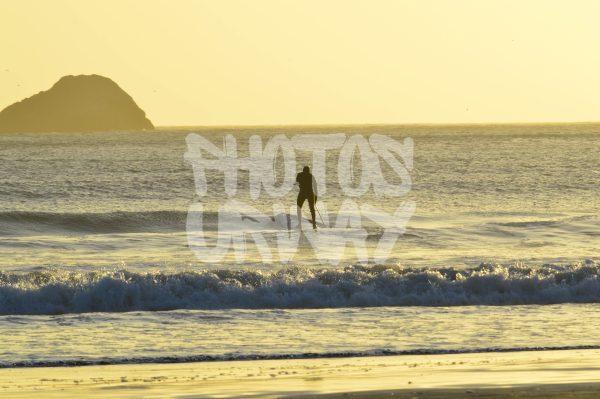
<box><xmin>0</xmin><ymin>74</ymin><xmax>154</xmax><ymax>132</ymax></box>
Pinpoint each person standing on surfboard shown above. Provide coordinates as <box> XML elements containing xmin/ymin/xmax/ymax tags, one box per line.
<box><xmin>296</xmin><ymin>166</ymin><xmax>318</xmax><ymax>230</ymax></box>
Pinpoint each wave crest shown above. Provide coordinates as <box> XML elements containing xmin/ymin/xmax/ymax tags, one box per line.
<box><xmin>2</xmin><ymin>262</ymin><xmax>600</xmax><ymax>315</ymax></box>
<box><xmin>0</xmin><ymin>210</ymin><xmax>189</xmax><ymax>235</ymax></box>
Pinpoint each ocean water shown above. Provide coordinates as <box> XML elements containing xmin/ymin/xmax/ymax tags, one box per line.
<box><xmin>1</xmin><ymin>124</ymin><xmax>600</xmax><ymax>367</ymax></box>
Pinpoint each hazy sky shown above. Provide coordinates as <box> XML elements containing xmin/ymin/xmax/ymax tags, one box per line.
<box><xmin>2</xmin><ymin>0</ymin><xmax>600</xmax><ymax>126</ymax></box>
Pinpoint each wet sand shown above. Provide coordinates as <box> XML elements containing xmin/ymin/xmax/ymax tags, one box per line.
<box><xmin>292</xmin><ymin>384</ymin><xmax>600</xmax><ymax>398</ymax></box>
<box><xmin>1</xmin><ymin>349</ymin><xmax>600</xmax><ymax>398</ymax></box>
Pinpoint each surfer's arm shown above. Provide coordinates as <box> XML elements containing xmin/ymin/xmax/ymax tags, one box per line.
<box><xmin>312</xmin><ymin>176</ymin><xmax>318</xmax><ymax>199</ymax></box>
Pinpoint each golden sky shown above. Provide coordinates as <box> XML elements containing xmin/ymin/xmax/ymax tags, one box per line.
<box><xmin>1</xmin><ymin>0</ymin><xmax>600</xmax><ymax>126</ymax></box>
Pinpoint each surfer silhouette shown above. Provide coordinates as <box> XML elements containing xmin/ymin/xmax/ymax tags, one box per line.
<box><xmin>296</xmin><ymin>166</ymin><xmax>318</xmax><ymax>230</ymax></box>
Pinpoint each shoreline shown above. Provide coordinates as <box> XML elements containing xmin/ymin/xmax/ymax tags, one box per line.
<box><xmin>3</xmin><ymin>344</ymin><xmax>600</xmax><ymax>369</ymax></box>
<box><xmin>1</xmin><ymin>349</ymin><xmax>599</xmax><ymax>398</ymax></box>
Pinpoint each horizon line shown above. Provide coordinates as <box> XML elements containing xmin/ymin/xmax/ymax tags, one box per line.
<box><xmin>154</xmin><ymin>120</ymin><xmax>600</xmax><ymax>129</ymax></box>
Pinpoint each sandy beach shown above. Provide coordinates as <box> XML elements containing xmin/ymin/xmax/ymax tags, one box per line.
<box><xmin>1</xmin><ymin>349</ymin><xmax>599</xmax><ymax>398</ymax></box>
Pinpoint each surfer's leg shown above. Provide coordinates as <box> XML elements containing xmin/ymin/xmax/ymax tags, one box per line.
<box><xmin>308</xmin><ymin>195</ymin><xmax>316</xmax><ymax>229</ymax></box>
<box><xmin>296</xmin><ymin>194</ymin><xmax>305</xmax><ymax>230</ymax></box>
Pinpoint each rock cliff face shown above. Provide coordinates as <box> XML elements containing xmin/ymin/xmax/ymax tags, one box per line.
<box><xmin>0</xmin><ymin>75</ymin><xmax>153</xmax><ymax>132</ymax></box>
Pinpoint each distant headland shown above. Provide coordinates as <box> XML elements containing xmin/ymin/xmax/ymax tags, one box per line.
<box><xmin>0</xmin><ymin>74</ymin><xmax>154</xmax><ymax>133</ymax></box>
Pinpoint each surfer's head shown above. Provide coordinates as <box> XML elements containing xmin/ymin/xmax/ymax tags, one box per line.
<box><xmin>303</xmin><ymin>166</ymin><xmax>310</xmax><ymax>173</ymax></box>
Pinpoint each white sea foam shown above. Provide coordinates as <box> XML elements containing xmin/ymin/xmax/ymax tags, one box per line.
<box><xmin>2</xmin><ymin>262</ymin><xmax>600</xmax><ymax>315</ymax></box>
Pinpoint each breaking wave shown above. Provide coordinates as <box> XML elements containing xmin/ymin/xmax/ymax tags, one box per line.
<box><xmin>2</xmin><ymin>262</ymin><xmax>600</xmax><ymax>315</ymax></box>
